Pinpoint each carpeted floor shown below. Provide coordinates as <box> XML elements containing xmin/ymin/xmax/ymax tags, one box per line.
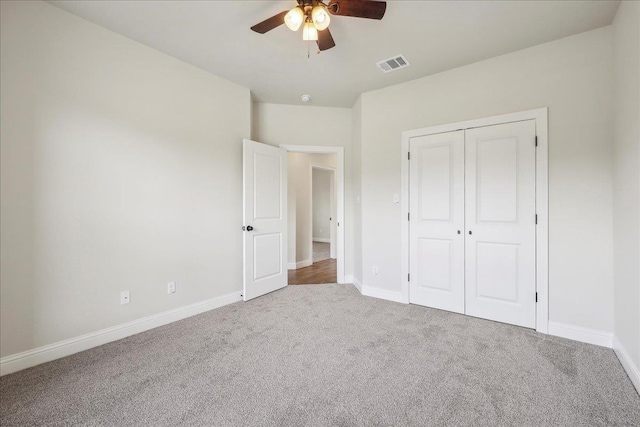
<box><xmin>1</xmin><ymin>284</ymin><xmax>639</xmax><ymax>426</ymax></box>
<box><xmin>313</xmin><ymin>241</ymin><xmax>330</xmax><ymax>263</ymax></box>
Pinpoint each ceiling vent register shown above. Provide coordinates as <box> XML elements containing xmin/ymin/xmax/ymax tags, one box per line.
<box><xmin>376</xmin><ymin>55</ymin><xmax>410</xmax><ymax>73</ymax></box>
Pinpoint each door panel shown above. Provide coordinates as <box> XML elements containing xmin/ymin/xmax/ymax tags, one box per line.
<box><xmin>254</xmin><ymin>153</ymin><xmax>283</xmax><ymax>219</ymax></box>
<box><xmin>417</xmin><ymin>238</ymin><xmax>453</xmax><ymax>291</ymax></box>
<box><xmin>465</xmin><ymin>121</ymin><xmax>536</xmax><ymax>328</ymax></box>
<box><xmin>477</xmin><ymin>137</ymin><xmax>518</xmax><ymax>222</ymax></box>
<box><xmin>409</xmin><ymin>131</ymin><xmax>465</xmax><ymax>313</ymax></box>
<box><xmin>243</xmin><ymin>139</ymin><xmax>287</xmax><ymax>301</ymax></box>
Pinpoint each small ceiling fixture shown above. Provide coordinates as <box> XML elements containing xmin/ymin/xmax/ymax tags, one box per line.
<box><xmin>251</xmin><ymin>0</ymin><xmax>387</xmax><ymax>52</ymax></box>
<box><xmin>301</xmin><ymin>94</ymin><xmax>311</xmax><ymax>102</ymax></box>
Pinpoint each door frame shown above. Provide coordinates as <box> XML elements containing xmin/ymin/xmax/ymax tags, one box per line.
<box><xmin>281</xmin><ymin>145</ymin><xmax>345</xmax><ymax>284</ymax></box>
<box><xmin>310</xmin><ymin>164</ymin><xmax>337</xmax><ymax>259</ymax></box>
<box><xmin>400</xmin><ymin>108</ymin><xmax>549</xmax><ymax>334</ymax></box>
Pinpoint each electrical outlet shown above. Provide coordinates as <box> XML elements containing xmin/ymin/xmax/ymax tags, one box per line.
<box><xmin>167</xmin><ymin>281</ymin><xmax>176</xmax><ymax>294</ymax></box>
<box><xmin>373</xmin><ymin>266</ymin><xmax>378</xmax><ymax>275</ymax></box>
<box><xmin>120</xmin><ymin>290</ymin><xmax>130</xmax><ymax>305</ymax></box>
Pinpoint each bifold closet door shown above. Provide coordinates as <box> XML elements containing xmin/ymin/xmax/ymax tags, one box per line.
<box><xmin>464</xmin><ymin>121</ymin><xmax>536</xmax><ymax>328</ymax></box>
<box><xmin>409</xmin><ymin>131</ymin><xmax>465</xmax><ymax>313</ymax></box>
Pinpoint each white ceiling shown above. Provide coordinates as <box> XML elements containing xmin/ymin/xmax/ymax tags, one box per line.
<box><xmin>48</xmin><ymin>0</ymin><xmax>620</xmax><ymax>108</ymax></box>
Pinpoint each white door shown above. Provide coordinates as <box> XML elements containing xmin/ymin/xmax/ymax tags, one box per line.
<box><xmin>464</xmin><ymin>121</ymin><xmax>536</xmax><ymax>328</ymax></box>
<box><xmin>242</xmin><ymin>139</ymin><xmax>287</xmax><ymax>301</ymax></box>
<box><xmin>409</xmin><ymin>131</ymin><xmax>465</xmax><ymax>313</ymax></box>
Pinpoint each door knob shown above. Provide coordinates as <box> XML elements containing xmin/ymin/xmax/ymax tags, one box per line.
<box><xmin>246</xmin><ymin>225</ymin><xmax>254</xmax><ymax>231</ymax></box>
<box><xmin>457</xmin><ymin>230</ymin><xmax>461</xmax><ymax>234</ymax></box>
<box><xmin>469</xmin><ymin>230</ymin><xmax>472</xmax><ymax>235</ymax></box>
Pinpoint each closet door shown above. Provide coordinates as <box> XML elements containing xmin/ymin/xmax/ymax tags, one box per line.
<box><xmin>409</xmin><ymin>131</ymin><xmax>465</xmax><ymax>313</ymax></box>
<box><xmin>464</xmin><ymin>121</ymin><xmax>536</xmax><ymax>328</ymax></box>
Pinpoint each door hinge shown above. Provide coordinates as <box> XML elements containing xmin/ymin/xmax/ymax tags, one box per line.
<box><xmin>535</xmin><ymin>292</ymin><xmax>538</xmax><ymax>303</ymax></box>
<box><xmin>408</xmin><ymin>152</ymin><xmax>411</xmax><ymax>160</ymax></box>
<box><xmin>408</xmin><ymin>212</ymin><xmax>410</xmax><ymax>221</ymax></box>
<box><xmin>535</xmin><ymin>136</ymin><xmax>538</xmax><ymax>147</ymax></box>
<box><xmin>535</xmin><ymin>214</ymin><xmax>538</xmax><ymax>224</ymax></box>
<box><xmin>408</xmin><ymin>273</ymin><xmax>410</xmax><ymax>281</ymax></box>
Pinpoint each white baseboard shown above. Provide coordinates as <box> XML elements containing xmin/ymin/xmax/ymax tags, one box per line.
<box><xmin>0</xmin><ymin>291</ymin><xmax>242</xmax><ymax>376</ymax></box>
<box><xmin>613</xmin><ymin>336</ymin><xmax>640</xmax><ymax>394</ymax></box>
<box><xmin>548</xmin><ymin>321</ymin><xmax>613</xmax><ymax>348</ymax></box>
<box><xmin>296</xmin><ymin>259</ymin><xmax>312</xmax><ymax>269</ymax></box>
<box><xmin>361</xmin><ymin>286</ymin><xmax>405</xmax><ymax>304</ymax></box>
<box><xmin>287</xmin><ymin>260</ymin><xmax>312</xmax><ymax>270</ymax></box>
<box><xmin>313</xmin><ymin>238</ymin><xmax>330</xmax><ymax>243</ymax></box>
<box><xmin>351</xmin><ymin>276</ymin><xmax>363</xmax><ymax>293</ymax></box>
<box><xmin>344</xmin><ymin>275</ymin><xmax>362</xmax><ymax>293</ymax></box>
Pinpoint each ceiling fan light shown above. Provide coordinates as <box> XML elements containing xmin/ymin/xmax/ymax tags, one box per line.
<box><xmin>284</xmin><ymin>7</ymin><xmax>304</xmax><ymax>31</ymax></box>
<box><xmin>302</xmin><ymin>22</ymin><xmax>318</xmax><ymax>41</ymax></box>
<box><xmin>311</xmin><ymin>5</ymin><xmax>331</xmax><ymax>31</ymax></box>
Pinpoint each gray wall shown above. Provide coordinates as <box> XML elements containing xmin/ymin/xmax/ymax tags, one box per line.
<box><xmin>612</xmin><ymin>0</ymin><xmax>640</xmax><ymax>387</ymax></box>
<box><xmin>358</xmin><ymin>27</ymin><xmax>615</xmax><ymax>333</ymax></box>
<box><xmin>0</xmin><ymin>1</ymin><xmax>251</xmax><ymax>357</ymax></box>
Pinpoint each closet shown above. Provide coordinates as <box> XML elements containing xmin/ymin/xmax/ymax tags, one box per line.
<box><xmin>408</xmin><ymin>120</ymin><xmax>537</xmax><ymax>328</ymax></box>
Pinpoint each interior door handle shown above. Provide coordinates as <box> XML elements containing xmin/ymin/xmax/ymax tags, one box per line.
<box><xmin>243</xmin><ymin>225</ymin><xmax>254</xmax><ymax>231</ymax></box>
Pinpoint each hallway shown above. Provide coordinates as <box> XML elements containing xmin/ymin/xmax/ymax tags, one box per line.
<box><xmin>288</xmin><ymin>259</ymin><xmax>337</xmax><ymax>285</ymax></box>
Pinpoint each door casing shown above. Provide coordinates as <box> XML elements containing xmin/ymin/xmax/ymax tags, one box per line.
<box><xmin>400</xmin><ymin>108</ymin><xmax>549</xmax><ymax>334</ymax></box>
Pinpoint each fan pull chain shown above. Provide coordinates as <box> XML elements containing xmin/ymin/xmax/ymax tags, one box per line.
<box><xmin>307</xmin><ymin>40</ymin><xmax>310</xmax><ymax>59</ymax></box>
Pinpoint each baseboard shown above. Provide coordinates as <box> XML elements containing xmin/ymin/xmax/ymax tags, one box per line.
<box><xmin>313</xmin><ymin>238</ymin><xmax>330</xmax><ymax>243</ymax></box>
<box><xmin>613</xmin><ymin>336</ymin><xmax>640</xmax><ymax>394</ymax></box>
<box><xmin>295</xmin><ymin>259</ymin><xmax>312</xmax><ymax>269</ymax></box>
<box><xmin>288</xmin><ymin>262</ymin><xmax>296</xmax><ymax>270</ymax></box>
<box><xmin>361</xmin><ymin>286</ymin><xmax>405</xmax><ymax>304</ymax></box>
<box><xmin>351</xmin><ymin>276</ymin><xmax>363</xmax><ymax>293</ymax></box>
<box><xmin>0</xmin><ymin>291</ymin><xmax>242</xmax><ymax>376</ymax></box>
<box><xmin>547</xmin><ymin>321</ymin><xmax>613</xmax><ymax>348</ymax></box>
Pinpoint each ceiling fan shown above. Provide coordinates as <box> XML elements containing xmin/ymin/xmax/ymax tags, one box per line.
<box><xmin>251</xmin><ymin>0</ymin><xmax>386</xmax><ymax>52</ymax></box>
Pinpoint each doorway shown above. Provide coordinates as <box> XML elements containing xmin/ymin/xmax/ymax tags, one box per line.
<box><xmin>311</xmin><ymin>165</ymin><xmax>336</xmax><ymax>262</ymax></box>
<box><xmin>281</xmin><ymin>145</ymin><xmax>345</xmax><ymax>285</ymax></box>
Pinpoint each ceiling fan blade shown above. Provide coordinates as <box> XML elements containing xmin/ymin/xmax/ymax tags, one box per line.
<box><xmin>317</xmin><ymin>28</ymin><xmax>336</xmax><ymax>51</ymax></box>
<box><xmin>250</xmin><ymin>10</ymin><xmax>288</xmax><ymax>34</ymax></box>
<box><xmin>327</xmin><ymin>0</ymin><xmax>386</xmax><ymax>20</ymax></box>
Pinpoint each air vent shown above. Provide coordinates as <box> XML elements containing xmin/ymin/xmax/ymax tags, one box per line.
<box><xmin>376</xmin><ymin>54</ymin><xmax>410</xmax><ymax>73</ymax></box>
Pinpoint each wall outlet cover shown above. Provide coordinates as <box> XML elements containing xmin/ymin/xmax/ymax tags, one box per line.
<box><xmin>120</xmin><ymin>290</ymin><xmax>130</xmax><ymax>305</ymax></box>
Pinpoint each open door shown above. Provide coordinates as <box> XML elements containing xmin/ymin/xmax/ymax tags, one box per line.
<box><xmin>242</xmin><ymin>139</ymin><xmax>287</xmax><ymax>301</ymax></box>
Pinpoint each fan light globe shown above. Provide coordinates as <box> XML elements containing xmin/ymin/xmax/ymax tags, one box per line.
<box><xmin>302</xmin><ymin>22</ymin><xmax>318</xmax><ymax>41</ymax></box>
<box><xmin>284</xmin><ymin>7</ymin><xmax>304</xmax><ymax>31</ymax></box>
<box><xmin>311</xmin><ymin>5</ymin><xmax>331</xmax><ymax>31</ymax></box>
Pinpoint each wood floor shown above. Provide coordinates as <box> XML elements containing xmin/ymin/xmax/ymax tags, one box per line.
<box><xmin>288</xmin><ymin>259</ymin><xmax>337</xmax><ymax>285</ymax></box>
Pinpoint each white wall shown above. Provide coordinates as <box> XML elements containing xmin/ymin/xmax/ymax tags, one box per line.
<box><xmin>287</xmin><ymin>153</ymin><xmax>337</xmax><ymax>265</ymax></box>
<box><xmin>0</xmin><ymin>1</ymin><xmax>251</xmax><ymax>358</ymax></box>
<box><xmin>612</xmin><ymin>0</ymin><xmax>640</xmax><ymax>391</ymax></box>
<box><xmin>359</xmin><ymin>27</ymin><xmax>615</xmax><ymax>333</ymax></box>
<box><xmin>352</xmin><ymin>98</ymin><xmax>363</xmax><ymax>286</ymax></box>
<box><xmin>312</xmin><ymin>169</ymin><xmax>332</xmax><ymax>241</ymax></box>
<box><xmin>253</xmin><ymin>104</ymin><xmax>353</xmax><ymax>275</ymax></box>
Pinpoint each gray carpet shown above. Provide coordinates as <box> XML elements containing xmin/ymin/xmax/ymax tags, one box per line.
<box><xmin>313</xmin><ymin>241</ymin><xmax>330</xmax><ymax>263</ymax></box>
<box><xmin>1</xmin><ymin>284</ymin><xmax>639</xmax><ymax>426</ymax></box>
